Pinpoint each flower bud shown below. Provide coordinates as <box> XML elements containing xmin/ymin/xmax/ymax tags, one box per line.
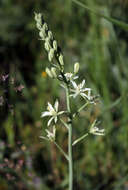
<box><xmin>36</xmin><ymin>22</ymin><xmax>42</xmax><ymax>30</ymax></box>
<box><xmin>51</xmin><ymin>67</ymin><xmax>57</xmax><ymax>78</ymax></box>
<box><xmin>39</xmin><ymin>30</ymin><xmax>46</xmax><ymax>40</ymax></box>
<box><xmin>48</xmin><ymin>31</ymin><xmax>53</xmax><ymax>40</ymax></box>
<box><xmin>43</xmin><ymin>23</ymin><xmax>48</xmax><ymax>31</ymax></box>
<box><xmin>74</xmin><ymin>62</ymin><xmax>79</xmax><ymax>73</ymax></box>
<box><xmin>45</xmin><ymin>67</ymin><xmax>53</xmax><ymax>78</ymax></box>
<box><xmin>48</xmin><ymin>48</ymin><xmax>54</xmax><ymax>62</ymax></box>
<box><xmin>58</xmin><ymin>54</ymin><xmax>64</xmax><ymax>65</ymax></box>
<box><xmin>53</xmin><ymin>40</ymin><xmax>57</xmax><ymax>51</ymax></box>
<box><xmin>44</xmin><ymin>41</ymin><xmax>50</xmax><ymax>51</ymax></box>
<box><xmin>34</xmin><ymin>13</ymin><xmax>42</xmax><ymax>22</ymax></box>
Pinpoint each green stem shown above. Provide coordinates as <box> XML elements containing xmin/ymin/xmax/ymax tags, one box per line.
<box><xmin>73</xmin><ymin>102</ymin><xmax>89</xmax><ymax>117</ymax></box>
<box><xmin>54</xmin><ymin>141</ymin><xmax>69</xmax><ymax>161</ymax></box>
<box><xmin>72</xmin><ymin>133</ymin><xmax>88</xmax><ymax>146</ymax></box>
<box><xmin>60</xmin><ymin>118</ymin><xmax>69</xmax><ymax>129</ymax></box>
<box><xmin>78</xmin><ymin>102</ymin><xmax>89</xmax><ymax>113</ymax></box>
<box><xmin>66</xmin><ymin>87</ymin><xmax>73</xmax><ymax>190</ymax></box>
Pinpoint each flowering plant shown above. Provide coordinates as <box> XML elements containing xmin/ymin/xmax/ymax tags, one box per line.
<box><xmin>35</xmin><ymin>13</ymin><xmax>105</xmax><ymax>190</ymax></box>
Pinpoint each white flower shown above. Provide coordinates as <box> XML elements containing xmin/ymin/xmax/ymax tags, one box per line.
<box><xmin>89</xmin><ymin>120</ymin><xmax>105</xmax><ymax>136</ymax></box>
<box><xmin>70</xmin><ymin>80</ymin><xmax>92</xmax><ymax>100</ymax></box>
<box><xmin>59</xmin><ymin>72</ymin><xmax>78</xmax><ymax>82</ymax></box>
<box><xmin>40</xmin><ymin>125</ymin><xmax>56</xmax><ymax>141</ymax></box>
<box><xmin>65</xmin><ymin>73</ymin><xmax>78</xmax><ymax>81</ymax></box>
<box><xmin>41</xmin><ymin>100</ymin><xmax>64</xmax><ymax>126</ymax></box>
<box><xmin>90</xmin><ymin>126</ymin><xmax>105</xmax><ymax>136</ymax></box>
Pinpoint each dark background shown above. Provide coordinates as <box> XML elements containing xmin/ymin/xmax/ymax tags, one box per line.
<box><xmin>0</xmin><ymin>0</ymin><xmax>128</xmax><ymax>189</ymax></box>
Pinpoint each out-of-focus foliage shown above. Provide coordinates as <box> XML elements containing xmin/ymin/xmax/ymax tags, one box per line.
<box><xmin>0</xmin><ymin>0</ymin><xmax>128</xmax><ymax>189</ymax></box>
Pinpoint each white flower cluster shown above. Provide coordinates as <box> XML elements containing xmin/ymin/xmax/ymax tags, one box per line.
<box><xmin>59</xmin><ymin>62</ymin><xmax>94</xmax><ymax>102</ymax></box>
<box><xmin>40</xmin><ymin>100</ymin><xmax>64</xmax><ymax>141</ymax></box>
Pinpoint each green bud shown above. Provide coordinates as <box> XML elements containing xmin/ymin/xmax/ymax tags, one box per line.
<box><xmin>74</xmin><ymin>62</ymin><xmax>79</xmax><ymax>73</ymax></box>
<box><xmin>45</xmin><ymin>37</ymin><xmax>50</xmax><ymax>42</ymax></box>
<box><xmin>58</xmin><ymin>54</ymin><xmax>64</xmax><ymax>65</ymax></box>
<box><xmin>45</xmin><ymin>67</ymin><xmax>53</xmax><ymax>78</ymax></box>
<box><xmin>36</xmin><ymin>22</ymin><xmax>42</xmax><ymax>30</ymax></box>
<box><xmin>48</xmin><ymin>31</ymin><xmax>53</xmax><ymax>40</ymax></box>
<box><xmin>43</xmin><ymin>23</ymin><xmax>48</xmax><ymax>31</ymax></box>
<box><xmin>48</xmin><ymin>48</ymin><xmax>54</xmax><ymax>62</ymax></box>
<box><xmin>34</xmin><ymin>13</ymin><xmax>42</xmax><ymax>22</ymax></box>
<box><xmin>53</xmin><ymin>40</ymin><xmax>57</xmax><ymax>51</ymax></box>
<box><xmin>39</xmin><ymin>30</ymin><xmax>46</xmax><ymax>40</ymax></box>
<box><xmin>51</xmin><ymin>67</ymin><xmax>57</xmax><ymax>78</ymax></box>
<box><xmin>44</xmin><ymin>41</ymin><xmax>50</xmax><ymax>51</ymax></box>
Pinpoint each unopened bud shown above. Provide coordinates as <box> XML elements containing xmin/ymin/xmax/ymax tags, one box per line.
<box><xmin>74</xmin><ymin>62</ymin><xmax>79</xmax><ymax>73</ymax></box>
<box><xmin>43</xmin><ymin>23</ymin><xmax>48</xmax><ymax>31</ymax></box>
<box><xmin>45</xmin><ymin>68</ymin><xmax>53</xmax><ymax>78</ymax></box>
<box><xmin>34</xmin><ymin>13</ymin><xmax>42</xmax><ymax>22</ymax></box>
<box><xmin>44</xmin><ymin>41</ymin><xmax>50</xmax><ymax>51</ymax></box>
<box><xmin>48</xmin><ymin>48</ymin><xmax>54</xmax><ymax>62</ymax></box>
<box><xmin>53</xmin><ymin>40</ymin><xmax>57</xmax><ymax>51</ymax></box>
<box><xmin>58</xmin><ymin>54</ymin><xmax>64</xmax><ymax>65</ymax></box>
<box><xmin>36</xmin><ymin>22</ymin><xmax>42</xmax><ymax>30</ymax></box>
<box><xmin>51</xmin><ymin>67</ymin><xmax>57</xmax><ymax>78</ymax></box>
<box><xmin>48</xmin><ymin>31</ymin><xmax>53</xmax><ymax>40</ymax></box>
<box><xmin>39</xmin><ymin>30</ymin><xmax>46</xmax><ymax>40</ymax></box>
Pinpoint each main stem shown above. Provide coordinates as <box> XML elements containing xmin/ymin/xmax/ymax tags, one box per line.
<box><xmin>66</xmin><ymin>86</ymin><xmax>73</xmax><ymax>190</ymax></box>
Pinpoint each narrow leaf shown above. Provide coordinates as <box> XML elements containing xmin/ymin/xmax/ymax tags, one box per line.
<box><xmin>72</xmin><ymin>0</ymin><xmax>128</xmax><ymax>31</ymax></box>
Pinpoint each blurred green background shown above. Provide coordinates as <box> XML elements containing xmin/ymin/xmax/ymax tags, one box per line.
<box><xmin>0</xmin><ymin>0</ymin><xmax>128</xmax><ymax>189</ymax></box>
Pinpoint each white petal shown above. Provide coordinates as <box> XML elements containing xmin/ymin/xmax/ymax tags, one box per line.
<box><xmin>39</xmin><ymin>136</ymin><xmax>49</xmax><ymax>141</ymax></box>
<box><xmin>41</xmin><ymin>111</ymin><xmax>51</xmax><ymax>117</ymax></box>
<box><xmin>53</xmin><ymin>125</ymin><xmax>56</xmax><ymax>136</ymax></box>
<box><xmin>54</xmin><ymin>116</ymin><xmax>57</xmax><ymax>123</ymax></box>
<box><xmin>80</xmin><ymin>93</ymin><xmax>88</xmax><ymax>100</ymax></box>
<box><xmin>73</xmin><ymin>76</ymin><xmax>79</xmax><ymax>80</ymax></box>
<box><xmin>81</xmin><ymin>80</ymin><xmax>85</xmax><ymax>88</ymax></box>
<box><xmin>99</xmin><ymin>129</ymin><xmax>105</xmax><ymax>133</ymax></box>
<box><xmin>81</xmin><ymin>93</ymin><xmax>88</xmax><ymax>98</ymax></box>
<box><xmin>47</xmin><ymin>102</ymin><xmax>54</xmax><ymax>112</ymax></box>
<box><xmin>46</xmin><ymin>129</ymin><xmax>52</xmax><ymax>138</ymax></box>
<box><xmin>58</xmin><ymin>111</ymin><xmax>65</xmax><ymax>115</ymax></box>
<box><xmin>94</xmin><ymin>132</ymin><xmax>105</xmax><ymax>136</ymax></box>
<box><xmin>60</xmin><ymin>84</ymin><xmax>66</xmax><ymax>89</ymax></box>
<box><xmin>82</xmin><ymin>88</ymin><xmax>90</xmax><ymax>92</ymax></box>
<box><xmin>47</xmin><ymin>117</ymin><xmax>54</xmax><ymax>126</ymax></box>
<box><xmin>72</xmin><ymin>81</ymin><xmax>77</xmax><ymax>89</ymax></box>
<box><xmin>54</xmin><ymin>100</ymin><xmax>59</xmax><ymax>112</ymax></box>
<box><xmin>70</xmin><ymin>89</ymin><xmax>75</xmax><ymax>92</ymax></box>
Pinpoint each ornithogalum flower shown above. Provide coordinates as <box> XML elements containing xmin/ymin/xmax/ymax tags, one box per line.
<box><xmin>70</xmin><ymin>80</ymin><xmax>91</xmax><ymax>100</ymax></box>
<box><xmin>41</xmin><ymin>100</ymin><xmax>64</xmax><ymax>126</ymax></box>
<box><xmin>90</xmin><ymin>120</ymin><xmax>105</xmax><ymax>136</ymax></box>
<box><xmin>40</xmin><ymin>125</ymin><xmax>56</xmax><ymax>141</ymax></box>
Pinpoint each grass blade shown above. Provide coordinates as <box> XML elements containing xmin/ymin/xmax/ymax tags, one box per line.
<box><xmin>72</xmin><ymin>0</ymin><xmax>128</xmax><ymax>31</ymax></box>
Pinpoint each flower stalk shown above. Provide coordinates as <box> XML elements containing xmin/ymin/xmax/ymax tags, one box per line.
<box><xmin>66</xmin><ymin>86</ymin><xmax>73</xmax><ymax>190</ymax></box>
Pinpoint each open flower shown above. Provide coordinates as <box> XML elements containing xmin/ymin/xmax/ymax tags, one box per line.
<box><xmin>89</xmin><ymin>120</ymin><xmax>105</xmax><ymax>136</ymax></box>
<box><xmin>40</xmin><ymin>125</ymin><xmax>56</xmax><ymax>141</ymax></box>
<box><xmin>70</xmin><ymin>80</ymin><xmax>92</xmax><ymax>100</ymax></box>
<box><xmin>41</xmin><ymin>100</ymin><xmax>64</xmax><ymax>126</ymax></box>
